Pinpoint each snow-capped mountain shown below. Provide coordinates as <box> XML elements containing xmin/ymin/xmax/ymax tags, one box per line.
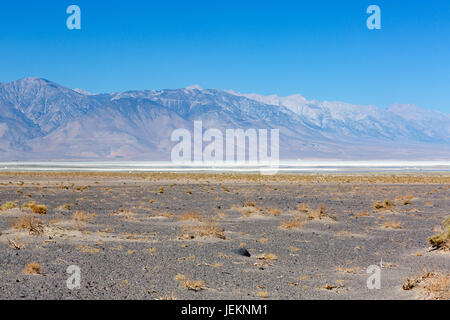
<box><xmin>0</xmin><ymin>77</ymin><xmax>448</xmax><ymax>161</ymax></box>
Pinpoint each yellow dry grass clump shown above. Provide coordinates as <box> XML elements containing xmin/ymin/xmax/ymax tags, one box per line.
<box><xmin>151</xmin><ymin>211</ymin><xmax>174</xmax><ymax>219</ymax></box>
<box><xmin>7</xmin><ymin>237</ymin><xmax>26</xmax><ymax>250</ymax></box>
<box><xmin>422</xmin><ymin>273</ymin><xmax>450</xmax><ymax>299</ymax></box>
<box><xmin>178</xmin><ymin>212</ymin><xmax>202</xmax><ymax>221</ymax></box>
<box><xmin>306</xmin><ymin>204</ymin><xmax>337</xmax><ymax>221</ymax></box>
<box><xmin>280</xmin><ymin>217</ymin><xmax>305</xmax><ymax>230</ymax></box>
<box><xmin>382</xmin><ymin>220</ymin><xmax>403</xmax><ymax>229</ymax></box>
<box><xmin>13</xmin><ymin>216</ymin><xmax>43</xmax><ymax>234</ymax></box>
<box><xmin>77</xmin><ymin>245</ymin><xmax>102</xmax><ymax>254</ymax></box>
<box><xmin>236</xmin><ymin>201</ymin><xmax>282</xmax><ymax>218</ymax></box>
<box><xmin>23</xmin><ymin>262</ymin><xmax>42</xmax><ymax>275</ymax></box>
<box><xmin>235</xmin><ymin>200</ymin><xmax>263</xmax><ymax>217</ymax></box>
<box><xmin>72</xmin><ymin>211</ymin><xmax>96</xmax><ymax>223</ymax></box>
<box><xmin>296</xmin><ymin>203</ymin><xmax>309</xmax><ymax>212</ymax></box>
<box><xmin>174</xmin><ymin>274</ymin><xmax>186</xmax><ymax>281</ymax></box>
<box><xmin>217</xmin><ymin>211</ymin><xmax>227</xmax><ymax>219</ymax></box>
<box><xmin>255</xmin><ymin>253</ymin><xmax>278</xmax><ymax>261</ymax></box>
<box><xmin>403</xmin><ymin>271</ymin><xmax>450</xmax><ymax>300</ymax></box>
<box><xmin>266</xmin><ymin>208</ymin><xmax>281</xmax><ymax>216</ymax></box>
<box><xmin>395</xmin><ymin>194</ymin><xmax>416</xmax><ymax>205</ymax></box>
<box><xmin>0</xmin><ymin>202</ymin><xmax>17</xmax><ymax>211</ymax></box>
<box><xmin>182</xmin><ymin>280</ymin><xmax>206</xmax><ymax>291</ymax></box>
<box><xmin>23</xmin><ymin>201</ymin><xmax>47</xmax><ymax>214</ymax></box>
<box><xmin>179</xmin><ymin>220</ymin><xmax>226</xmax><ymax>240</ymax></box>
<box><xmin>174</xmin><ymin>274</ymin><xmax>205</xmax><ymax>291</ymax></box>
<box><xmin>373</xmin><ymin>200</ymin><xmax>396</xmax><ymax>211</ymax></box>
<box><xmin>158</xmin><ymin>293</ymin><xmax>178</xmax><ymax>300</ymax></box>
<box><xmin>354</xmin><ymin>211</ymin><xmax>370</xmax><ymax>219</ymax></box>
<box><xmin>428</xmin><ymin>216</ymin><xmax>450</xmax><ymax>251</ymax></box>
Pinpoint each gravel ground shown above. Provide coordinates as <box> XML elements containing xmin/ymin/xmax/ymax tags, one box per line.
<box><xmin>0</xmin><ymin>173</ymin><xmax>448</xmax><ymax>300</ymax></box>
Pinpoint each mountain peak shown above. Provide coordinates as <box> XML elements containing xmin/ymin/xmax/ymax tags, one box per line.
<box><xmin>0</xmin><ymin>77</ymin><xmax>449</xmax><ymax>161</ymax></box>
<box><xmin>15</xmin><ymin>77</ymin><xmax>52</xmax><ymax>84</ymax></box>
<box><xmin>5</xmin><ymin>77</ymin><xmax>66</xmax><ymax>91</ymax></box>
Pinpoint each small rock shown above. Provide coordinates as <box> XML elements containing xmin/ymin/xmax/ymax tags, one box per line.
<box><xmin>234</xmin><ymin>247</ymin><xmax>251</xmax><ymax>257</ymax></box>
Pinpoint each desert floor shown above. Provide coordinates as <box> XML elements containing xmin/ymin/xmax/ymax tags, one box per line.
<box><xmin>0</xmin><ymin>172</ymin><xmax>448</xmax><ymax>300</ymax></box>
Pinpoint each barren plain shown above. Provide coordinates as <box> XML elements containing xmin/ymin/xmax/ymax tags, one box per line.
<box><xmin>0</xmin><ymin>172</ymin><xmax>448</xmax><ymax>300</ymax></box>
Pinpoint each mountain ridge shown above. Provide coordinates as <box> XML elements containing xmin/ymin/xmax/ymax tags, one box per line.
<box><xmin>0</xmin><ymin>77</ymin><xmax>448</xmax><ymax>161</ymax></box>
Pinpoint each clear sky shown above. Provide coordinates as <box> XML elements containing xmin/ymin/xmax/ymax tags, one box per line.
<box><xmin>0</xmin><ymin>0</ymin><xmax>449</xmax><ymax>113</ymax></box>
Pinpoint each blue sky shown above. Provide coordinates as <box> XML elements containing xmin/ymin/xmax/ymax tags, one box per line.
<box><xmin>0</xmin><ymin>0</ymin><xmax>449</xmax><ymax>113</ymax></box>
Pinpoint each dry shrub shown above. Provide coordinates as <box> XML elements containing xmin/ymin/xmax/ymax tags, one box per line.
<box><xmin>174</xmin><ymin>274</ymin><xmax>186</xmax><ymax>281</ymax></box>
<box><xmin>237</xmin><ymin>202</ymin><xmax>282</xmax><ymax>218</ymax></box>
<box><xmin>257</xmin><ymin>291</ymin><xmax>269</xmax><ymax>298</ymax></box>
<box><xmin>61</xmin><ymin>204</ymin><xmax>71</xmax><ymax>210</ymax></box>
<box><xmin>150</xmin><ymin>211</ymin><xmax>174</xmax><ymax>219</ymax></box>
<box><xmin>158</xmin><ymin>293</ymin><xmax>178</xmax><ymax>300</ymax></box>
<box><xmin>23</xmin><ymin>201</ymin><xmax>47</xmax><ymax>214</ymax></box>
<box><xmin>322</xmin><ymin>284</ymin><xmax>338</xmax><ymax>290</ymax></box>
<box><xmin>307</xmin><ymin>204</ymin><xmax>337</xmax><ymax>221</ymax></box>
<box><xmin>217</xmin><ymin>211</ymin><xmax>227</xmax><ymax>219</ymax></box>
<box><xmin>354</xmin><ymin>211</ymin><xmax>370</xmax><ymax>219</ymax></box>
<box><xmin>77</xmin><ymin>245</ymin><xmax>102</xmax><ymax>254</ymax></box>
<box><xmin>428</xmin><ymin>216</ymin><xmax>450</xmax><ymax>251</ymax></box>
<box><xmin>0</xmin><ymin>202</ymin><xmax>17</xmax><ymax>211</ymax></box>
<box><xmin>403</xmin><ymin>271</ymin><xmax>450</xmax><ymax>300</ymax></box>
<box><xmin>244</xmin><ymin>200</ymin><xmax>257</xmax><ymax>207</ymax></box>
<box><xmin>72</xmin><ymin>211</ymin><xmax>96</xmax><ymax>223</ymax></box>
<box><xmin>179</xmin><ymin>220</ymin><xmax>225</xmax><ymax>240</ymax></box>
<box><xmin>240</xmin><ymin>200</ymin><xmax>262</xmax><ymax>216</ymax></box>
<box><xmin>335</xmin><ymin>266</ymin><xmax>360</xmax><ymax>274</ymax></box>
<box><xmin>382</xmin><ymin>220</ymin><xmax>403</xmax><ymax>229</ymax></box>
<box><xmin>403</xmin><ymin>272</ymin><xmax>431</xmax><ymax>291</ymax></box>
<box><xmin>178</xmin><ymin>212</ymin><xmax>202</xmax><ymax>221</ymax></box>
<box><xmin>23</xmin><ymin>262</ymin><xmax>41</xmax><ymax>275</ymax></box>
<box><xmin>280</xmin><ymin>217</ymin><xmax>305</xmax><ymax>230</ymax></box>
<box><xmin>234</xmin><ymin>203</ymin><xmax>263</xmax><ymax>217</ymax></box>
<box><xmin>255</xmin><ymin>253</ymin><xmax>278</xmax><ymax>261</ymax></box>
<box><xmin>267</xmin><ymin>208</ymin><xmax>281</xmax><ymax>216</ymax></box>
<box><xmin>74</xmin><ymin>185</ymin><xmax>89</xmax><ymax>192</ymax></box>
<box><xmin>296</xmin><ymin>203</ymin><xmax>309</xmax><ymax>212</ymax></box>
<box><xmin>182</xmin><ymin>280</ymin><xmax>205</xmax><ymax>291</ymax></box>
<box><xmin>422</xmin><ymin>273</ymin><xmax>450</xmax><ymax>299</ymax></box>
<box><xmin>373</xmin><ymin>200</ymin><xmax>396</xmax><ymax>211</ymax></box>
<box><xmin>174</xmin><ymin>274</ymin><xmax>205</xmax><ymax>291</ymax></box>
<box><xmin>145</xmin><ymin>247</ymin><xmax>156</xmax><ymax>254</ymax></box>
<box><xmin>13</xmin><ymin>216</ymin><xmax>43</xmax><ymax>234</ymax></box>
<box><xmin>7</xmin><ymin>237</ymin><xmax>26</xmax><ymax>250</ymax></box>
<box><xmin>116</xmin><ymin>210</ymin><xmax>135</xmax><ymax>220</ymax></box>
<box><xmin>395</xmin><ymin>194</ymin><xmax>416</xmax><ymax>204</ymax></box>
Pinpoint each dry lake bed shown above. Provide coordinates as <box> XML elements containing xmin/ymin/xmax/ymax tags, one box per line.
<box><xmin>0</xmin><ymin>172</ymin><xmax>448</xmax><ymax>300</ymax></box>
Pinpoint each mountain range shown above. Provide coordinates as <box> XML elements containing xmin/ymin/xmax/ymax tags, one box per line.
<box><xmin>0</xmin><ymin>77</ymin><xmax>449</xmax><ymax>161</ymax></box>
